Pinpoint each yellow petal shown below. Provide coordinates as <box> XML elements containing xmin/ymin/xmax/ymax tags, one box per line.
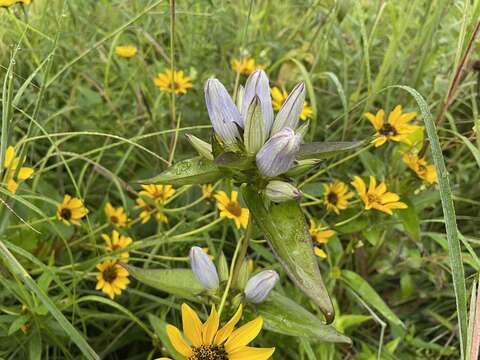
<box><xmin>229</xmin><ymin>346</ymin><xmax>275</xmax><ymax>360</ymax></box>
<box><xmin>214</xmin><ymin>304</ymin><xmax>243</xmax><ymax>345</ymax></box>
<box><xmin>17</xmin><ymin>167</ymin><xmax>33</xmax><ymax>180</ymax></box>
<box><xmin>351</xmin><ymin>176</ymin><xmax>366</xmax><ymax>196</ymax></box>
<box><xmin>182</xmin><ymin>303</ymin><xmax>203</xmax><ymax>347</ymax></box>
<box><xmin>314</xmin><ymin>247</ymin><xmax>327</xmax><ymax>258</ymax></box>
<box><xmin>166</xmin><ymin>325</ymin><xmax>193</xmax><ymax>357</ymax></box>
<box><xmin>225</xmin><ymin>317</ymin><xmax>263</xmax><ymax>353</ymax></box>
<box><xmin>4</xmin><ymin>146</ymin><xmax>15</xmax><ymax>169</ymax></box>
<box><xmin>202</xmin><ymin>305</ymin><xmax>219</xmax><ymax>345</ymax></box>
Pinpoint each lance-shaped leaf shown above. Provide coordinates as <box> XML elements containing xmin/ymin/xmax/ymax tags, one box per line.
<box><xmin>214</xmin><ymin>152</ymin><xmax>254</xmax><ymax>171</ymax></box>
<box><xmin>256</xmin><ymin>292</ymin><xmax>351</xmax><ymax>343</ymax></box>
<box><xmin>124</xmin><ymin>265</ymin><xmax>206</xmax><ymax>303</ymax></box>
<box><xmin>144</xmin><ymin>157</ymin><xmax>225</xmax><ymax>186</ymax></box>
<box><xmin>242</xmin><ymin>185</ymin><xmax>335</xmax><ymax>323</ymax></box>
<box><xmin>296</xmin><ymin>140</ymin><xmax>365</xmax><ymax>160</ymax></box>
<box><xmin>244</xmin><ymin>96</ymin><xmax>267</xmax><ymax>154</ymax></box>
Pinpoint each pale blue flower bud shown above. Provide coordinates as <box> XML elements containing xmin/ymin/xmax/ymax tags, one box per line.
<box><xmin>241</xmin><ymin>70</ymin><xmax>274</xmax><ymax>132</ymax></box>
<box><xmin>204</xmin><ymin>79</ymin><xmax>241</xmax><ymax>145</ymax></box>
<box><xmin>271</xmin><ymin>82</ymin><xmax>305</xmax><ymax>135</ymax></box>
<box><xmin>244</xmin><ymin>270</ymin><xmax>279</xmax><ymax>303</ymax></box>
<box><xmin>189</xmin><ymin>246</ymin><xmax>219</xmax><ymax>289</ymax></box>
<box><xmin>265</xmin><ymin>180</ymin><xmax>302</xmax><ymax>202</ymax></box>
<box><xmin>256</xmin><ymin>127</ymin><xmax>301</xmax><ymax>177</ymax></box>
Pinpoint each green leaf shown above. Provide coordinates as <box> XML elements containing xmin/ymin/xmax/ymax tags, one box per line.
<box><xmin>148</xmin><ymin>314</ymin><xmax>183</xmax><ymax>360</ymax></box>
<box><xmin>296</xmin><ymin>141</ymin><xmax>364</xmax><ymax>160</ymax></box>
<box><xmin>29</xmin><ymin>328</ymin><xmax>42</xmax><ymax>360</ymax></box>
<box><xmin>341</xmin><ymin>270</ymin><xmax>404</xmax><ymax>328</ymax></box>
<box><xmin>396</xmin><ymin>197</ymin><xmax>420</xmax><ymax>241</ymax></box>
<box><xmin>242</xmin><ymin>186</ymin><xmax>334</xmax><ymax>323</ymax></box>
<box><xmin>257</xmin><ymin>292</ymin><xmax>351</xmax><ymax>343</ymax></box>
<box><xmin>125</xmin><ymin>265</ymin><xmax>206</xmax><ymax>303</ymax></box>
<box><xmin>144</xmin><ymin>157</ymin><xmax>225</xmax><ymax>186</ymax></box>
<box><xmin>214</xmin><ymin>152</ymin><xmax>254</xmax><ymax>171</ymax></box>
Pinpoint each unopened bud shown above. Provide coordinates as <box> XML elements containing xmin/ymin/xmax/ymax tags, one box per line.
<box><xmin>189</xmin><ymin>246</ymin><xmax>219</xmax><ymax>289</ymax></box>
<box><xmin>217</xmin><ymin>251</ymin><xmax>229</xmax><ymax>283</ymax></box>
<box><xmin>235</xmin><ymin>259</ymin><xmax>249</xmax><ymax>290</ymax></box>
<box><xmin>265</xmin><ymin>180</ymin><xmax>302</xmax><ymax>202</ymax></box>
<box><xmin>185</xmin><ymin>134</ymin><xmax>214</xmax><ymax>160</ymax></box>
<box><xmin>244</xmin><ymin>270</ymin><xmax>279</xmax><ymax>303</ymax></box>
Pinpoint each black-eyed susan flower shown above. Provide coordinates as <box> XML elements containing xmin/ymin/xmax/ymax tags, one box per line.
<box><xmin>135</xmin><ymin>198</ymin><xmax>168</xmax><ymax>224</ymax></box>
<box><xmin>351</xmin><ymin>176</ymin><xmax>408</xmax><ymax>215</ymax></box>
<box><xmin>115</xmin><ymin>45</ymin><xmax>137</xmax><ymax>58</ymax></box>
<box><xmin>271</xmin><ymin>86</ymin><xmax>313</xmax><ymax>121</ymax></box>
<box><xmin>95</xmin><ymin>260</ymin><xmax>129</xmax><ymax>299</ymax></box>
<box><xmin>153</xmin><ymin>69</ymin><xmax>193</xmax><ymax>94</ymax></box>
<box><xmin>102</xmin><ymin>230</ymin><xmax>132</xmax><ymax>261</ymax></box>
<box><xmin>3</xmin><ymin>146</ymin><xmax>34</xmax><ymax>193</ymax></box>
<box><xmin>160</xmin><ymin>303</ymin><xmax>274</xmax><ymax>360</ymax></box>
<box><xmin>139</xmin><ymin>184</ymin><xmax>175</xmax><ymax>204</ymax></box>
<box><xmin>214</xmin><ymin>191</ymin><xmax>249</xmax><ymax>229</ymax></box>
<box><xmin>105</xmin><ymin>202</ymin><xmax>128</xmax><ymax>227</ymax></box>
<box><xmin>365</xmin><ymin>105</ymin><xmax>420</xmax><ymax>147</ymax></box>
<box><xmin>323</xmin><ymin>181</ymin><xmax>354</xmax><ymax>214</ymax></box>
<box><xmin>56</xmin><ymin>195</ymin><xmax>89</xmax><ymax>225</ymax></box>
<box><xmin>201</xmin><ymin>184</ymin><xmax>214</xmax><ymax>202</ymax></box>
<box><xmin>309</xmin><ymin>219</ymin><xmax>335</xmax><ymax>259</ymax></box>
<box><xmin>402</xmin><ymin>152</ymin><xmax>437</xmax><ymax>184</ymax></box>
<box><xmin>231</xmin><ymin>57</ymin><xmax>260</xmax><ymax>75</ymax></box>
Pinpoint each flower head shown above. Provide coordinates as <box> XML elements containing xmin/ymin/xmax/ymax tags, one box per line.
<box><xmin>256</xmin><ymin>127</ymin><xmax>301</xmax><ymax>177</ymax></box>
<box><xmin>3</xmin><ymin>146</ymin><xmax>34</xmax><ymax>193</ymax></box>
<box><xmin>309</xmin><ymin>219</ymin><xmax>335</xmax><ymax>259</ymax></box>
<box><xmin>139</xmin><ymin>184</ymin><xmax>175</xmax><ymax>204</ymax></box>
<box><xmin>189</xmin><ymin>246</ymin><xmax>219</xmax><ymax>289</ymax></box>
<box><xmin>95</xmin><ymin>260</ymin><xmax>129</xmax><ymax>299</ymax></box>
<box><xmin>163</xmin><ymin>303</ymin><xmax>274</xmax><ymax>360</ymax></box>
<box><xmin>231</xmin><ymin>57</ymin><xmax>260</xmax><ymax>75</ymax></box>
<box><xmin>154</xmin><ymin>69</ymin><xmax>193</xmax><ymax>94</ymax></box>
<box><xmin>244</xmin><ymin>270</ymin><xmax>279</xmax><ymax>304</ymax></box>
<box><xmin>102</xmin><ymin>230</ymin><xmax>133</xmax><ymax>261</ymax></box>
<box><xmin>135</xmin><ymin>198</ymin><xmax>168</xmax><ymax>224</ymax></box>
<box><xmin>56</xmin><ymin>195</ymin><xmax>88</xmax><ymax>226</ymax></box>
<box><xmin>214</xmin><ymin>191</ymin><xmax>249</xmax><ymax>229</ymax></box>
<box><xmin>365</xmin><ymin>105</ymin><xmax>419</xmax><ymax>147</ymax></box>
<box><xmin>115</xmin><ymin>45</ymin><xmax>137</xmax><ymax>58</ymax></box>
<box><xmin>105</xmin><ymin>202</ymin><xmax>128</xmax><ymax>227</ymax></box>
<box><xmin>402</xmin><ymin>153</ymin><xmax>437</xmax><ymax>184</ymax></box>
<box><xmin>323</xmin><ymin>181</ymin><xmax>354</xmax><ymax>214</ymax></box>
<box><xmin>202</xmin><ymin>184</ymin><xmax>214</xmax><ymax>202</ymax></box>
<box><xmin>271</xmin><ymin>86</ymin><xmax>312</xmax><ymax>121</ymax></box>
<box><xmin>351</xmin><ymin>176</ymin><xmax>408</xmax><ymax>215</ymax></box>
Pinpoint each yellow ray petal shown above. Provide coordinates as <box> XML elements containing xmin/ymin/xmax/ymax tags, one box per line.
<box><xmin>4</xmin><ymin>146</ymin><xmax>15</xmax><ymax>169</ymax></box>
<box><xmin>229</xmin><ymin>346</ymin><xmax>275</xmax><ymax>360</ymax></box>
<box><xmin>182</xmin><ymin>303</ymin><xmax>203</xmax><ymax>347</ymax></box>
<box><xmin>166</xmin><ymin>325</ymin><xmax>193</xmax><ymax>357</ymax></box>
<box><xmin>225</xmin><ymin>317</ymin><xmax>263</xmax><ymax>353</ymax></box>
<box><xmin>202</xmin><ymin>305</ymin><xmax>219</xmax><ymax>345</ymax></box>
<box><xmin>214</xmin><ymin>304</ymin><xmax>243</xmax><ymax>345</ymax></box>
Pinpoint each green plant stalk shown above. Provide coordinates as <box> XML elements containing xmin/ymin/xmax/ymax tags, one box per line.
<box><xmin>167</xmin><ymin>0</ymin><xmax>177</xmax><ymax>165</ymax></box>
<box><xmin>230</xmin><ymin>216</ymin><xmax>253</xmax><ymax>288</ymax></box>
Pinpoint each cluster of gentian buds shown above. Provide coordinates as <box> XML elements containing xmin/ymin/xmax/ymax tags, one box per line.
<box><xmin>189</xmin><ymin>246</ymin><xmax>279</xmax><ymax>304</ymax></box>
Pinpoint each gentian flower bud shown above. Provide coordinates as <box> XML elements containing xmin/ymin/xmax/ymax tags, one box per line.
<box><xmin>241</xmin><ymin>70</ymin><xmax>274</xmax><ymax>131</ymax></box>
<box><xmin>256</xmin><ymin>127</ymin><xmax>301</xmax><ymax>177</ymax></box>
<box><xmin>244</xmin><ymin>270</ymin><xmax>279</xmax><ymax>303</ymax></box>
<box><xmin>185</xmin><ymin>134</ymin><xmax>213</xmax><ymax>160</ymax></box>
<box><xmin>271</xmin><ymin>82</ymin><xmax>305</xmax><ymax>135</ymax></box>
<box><xmin>265</xmin><ymin>180</ymin><xmax>302</xmax><ymax>202</ymax></box>
<box><xmin>204</xmin><ymin>78</ymin><xmax>241</xmax><ymax>146</ymax></box>
<box><xmin>189</xmin><ymin>246</ymin><xmax>219</xmax><ymax>289</ymax></box>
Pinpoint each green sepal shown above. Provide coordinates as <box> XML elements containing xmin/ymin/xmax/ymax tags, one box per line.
<box><xmin>124</xmin><ymin>265</ymin><xmax>206</xmax><ymax>303</ymax></box>
<box><xmin>214</xmin><ymin>152</ymin><xmax>254</xmax><ymax>171</ymax></box>
<box><xmin>242</xmin><ymin>185</ymin><xmax>335</xmax><ymax>323</ymax></box>
<box><xmin>296</xmin><ymin>140</ymin><xmax>365</xmax><ymax>160</ymax></box>
<box><xmin>256</xmin><ymin>292</ymin><xmax>351</xmax><ymax>343</ymax></box>
<box><xmin>143</xmin><ymin>157</ymin><xmax>226</xmax><ymax>186</ymax></box>
<box><xmin>285</xmin><ymin>159</ymin><xmax>320</xmax><ymax>177</ymax></box>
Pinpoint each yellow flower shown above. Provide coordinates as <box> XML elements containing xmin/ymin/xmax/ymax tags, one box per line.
<box><xmin>271</xmin><ymin>86</ymin><xmax>313</xmax><ymax>121</ymax></box>
<box><xmin>365</xmin><ymin>105</ymin><xmax>420</xmax><ymax>147</ymax></box>
<box><xmin>323</xmin><ymin>181</ymin><xmax>354</xmax><ymax>214</ymax></box>
<box><xmin>351</xmin><ymin>176</ymin><xmax>408</xmax><ymax>215</ymax></box>
<box><xmin>102</xmin><ymin>230</ymin><xmax>133</xmax><ymax>261</ymax></box>
<box><xmin>161</xmin><ymin>303</ymin><xmax>274</xmax><ymax>360</ymax></box>
<box><xmin>105</xmin><ymin>202</ymin><xmax>128</xmax><ymax>227</ymax></box>
<box><xmin>115</xmin><ymin>45</ymin><xmax>137</xmax><ymax>58</ymax></box>
<box><xmin>56</xmin><ymin>195</ymin><xmax>89</xmax><ymax>226</ymax></box>
<box><xmin>139</xmin><ymin>184</ymin><xmax>175</xmax><ymax>204</ymax></box>
<box><xmin>153</xmin><ymin>69</ymin><xmax>193</xmax><ymax>94</ymax></box>
<box><xmin>309</xmin><ymin>219</ymin><xmax>335</xmax><ymax>259</ymax></box>
<box><xmin>3</xmin><ymin>146</ymin><xmax>34</xmax><ymax>193</ymax></box>
<box><xmin>214</xmin><ymin>191</ymin><xmax>249</xmax><ymax>229</ymax></box>
<box><xmin>402</xmin><ymin>152</ymin><xmax>437</xmax><ymax>184</ymax></box>
<box><xmin>135</xmin><ymin>198</ymin><xmax>168</xmax><ymax>224</ymax></box>
<box><xmin>95</xmin><ymin>260</ymin><xmax>130</xmax><ymax>299</ymax></box>
<box><xmin>202</xmin><ymin>184</ymin><xmax>214</xmax><ymax>202</ymax></box>
<box><xmin>0</xmin><ymin>0</ymin><xmax>30</xmax><ymax>6</ymax></box>
<box><xmin>231</xmin><ymin>57</ymin><xmax>261</xmax><ymax>75</ymax></box>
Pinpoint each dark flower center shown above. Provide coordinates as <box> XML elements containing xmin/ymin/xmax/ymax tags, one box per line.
<box><xmin>226</xmin><ymin>201</ymin><xmax>242</xmax><ymax>217</ymax></box>
<box><xmin>367</xmin><ymin>193</ymin><xmax>380</xmax><ymax>204</ymax></box>
<box><xmin>110</xmin><ymin>216</ymin><xmax>119</xmax><ymax>224</ymax></box>
<box><xmin>102</xmin><ymin>265</ymin><xmax>118</xmax><ymax>283</ymax></box>
<box><xmin>379</xmin><ymin>123</ymin><xmax>398</xmax><ymax>136</ymax></box>
<box><xmin>327</xmin><ymin>192</ymin><xmax>338</xmax><ymax>205</ymax></box>
<box><xmin>60</xmin><ymin>208</ymin><xmax>72</xmax><ymax>220</ymax></box>
<box><xmin>189</xmin><ymin>345</ymin><xmax>228</xmax><ymax>360</ymax></box>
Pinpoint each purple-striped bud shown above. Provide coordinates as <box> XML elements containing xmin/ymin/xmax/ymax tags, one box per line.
<box><xmin>204</xmin><ymin>79</ymin><xmax>241</xmax><ymax>145</ymax></box>
<box><xmin>244</xmin><ymin>270</ymin><xmax>279</xmax><ymax>303</ymax></box>
<box><xmin>189</xmin><ymin>246</ymin><xmax>219</xmax><ymax>289</ymax></box>
<box><xmin>256</xmin><ymin>127</ymin><xmax>301</xmax><ymax>177</ymax></box>
<box><xmin>241</xmin><ymin>70</ymin><xmax>274</xmax><ymax>132</ymax></box>
<box><xmin>265</xmin><ymin>180</ymin><xmax>302</xmax><ymax>202</ymax></box>
<box><xmin>271</xmin><ymin>82</ymin><xmax>305</xmax><ymax>135</ymax></box>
